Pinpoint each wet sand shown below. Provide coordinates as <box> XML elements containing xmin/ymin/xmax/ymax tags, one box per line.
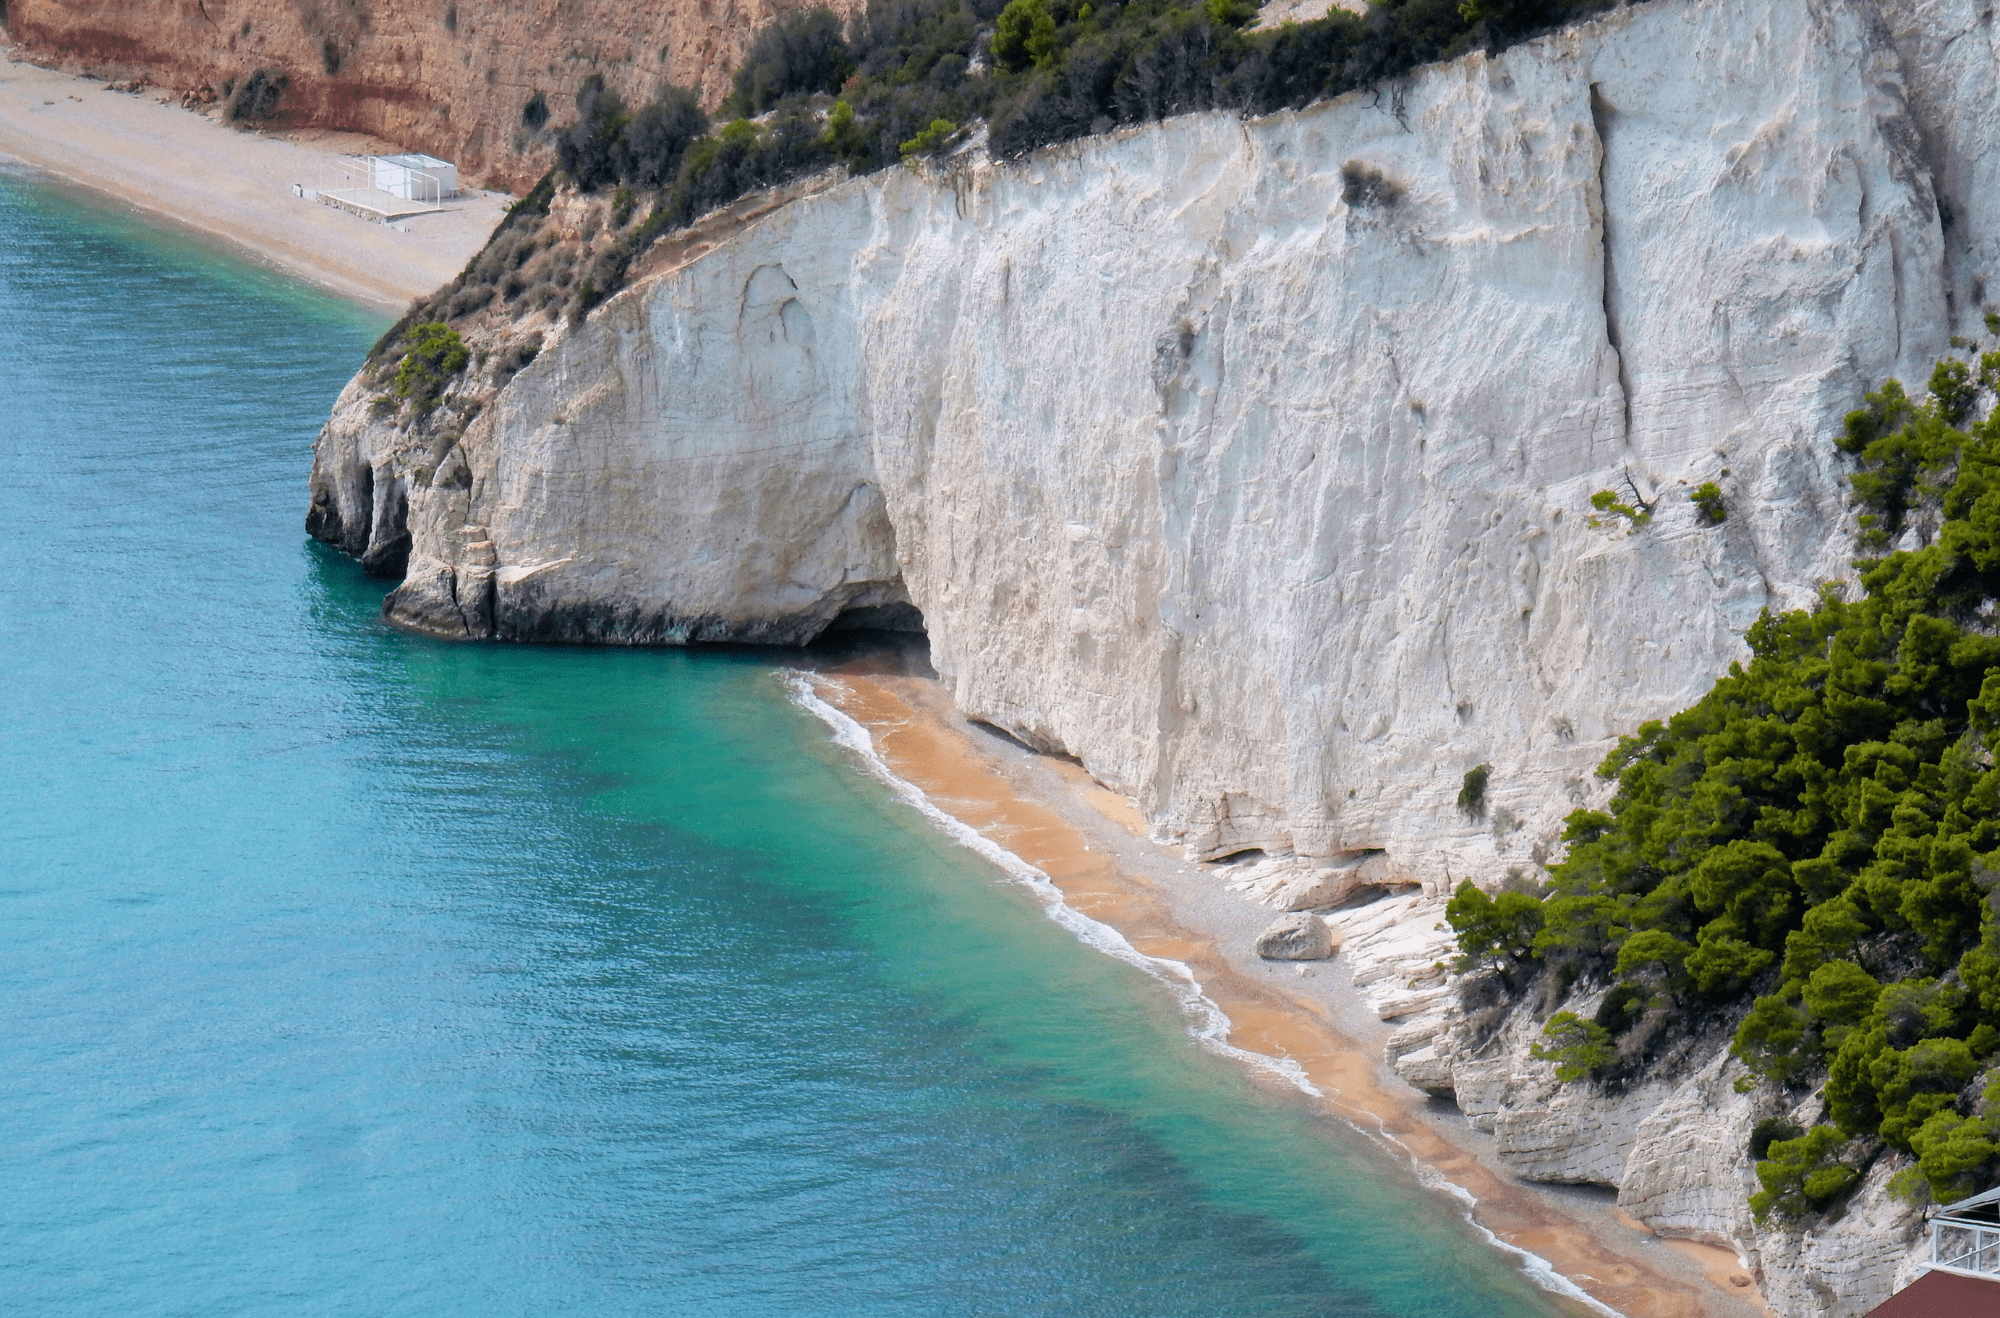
<box><xmin>0</xmin><ymin>49</ymin><xmax>510</xmax><ymax>308</ymax></box>
<box><xmin>802</xmin><ymin>663</ymin><xmax>1775</xmax><ymax>1318</ymax></box>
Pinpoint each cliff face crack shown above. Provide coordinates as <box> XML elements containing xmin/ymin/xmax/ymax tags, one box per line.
<box><xmin>358</xmin><ymin>474</ymin><xmax>411</xmax><ymax>579</ymax></box>
<box><xmin>1588</xmin><ymin>84</ymin><xmax>1634</xmax><ymax>447</ymax></box>
<box><xmin>356</xmin><ymin>463</ymin><xmax>375</xmax><ymax>553</ymax></box>
<box><xmin>439</xmin><ymin>561</ymin><xmax>495</xmax><ymax>639</ymax></box>
<box><xmin>1854</xmin><ymin>0</ymin><xmax>1960</xmax><ymax>336</ymax></box>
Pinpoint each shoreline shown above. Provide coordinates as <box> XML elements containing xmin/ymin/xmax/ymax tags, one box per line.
<box><xmin>792</xmin><ymin>663</ymin><xmax>1776</xmax><ymax>1318</ymax></box>
<box><xmin>0</xmin><ymin>49</ymin><xmax>510</xmax><ymax>309</ymax></box>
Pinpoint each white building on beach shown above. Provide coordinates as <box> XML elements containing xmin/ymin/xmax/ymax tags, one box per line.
<box><xmin>368</xmin><ymin>154</ymin><xmax>459</xmax><ymax>203</ymax></box>
<box><xmin>313</xmin><ymin>151</ymin><xmax>461</xmax><ymax>223</ymax></box>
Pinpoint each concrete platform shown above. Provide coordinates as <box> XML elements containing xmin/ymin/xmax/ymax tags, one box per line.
<box><xmin>314</xmin><ymin>186</ymin><xmax>438</xmax><ymax>223</ymax></box>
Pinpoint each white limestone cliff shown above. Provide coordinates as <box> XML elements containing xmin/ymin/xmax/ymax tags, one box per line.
<box><xmin>305</xmin><ymin>0</ymin><xmax>2000</xmax><ymax>1308</ymax></box>
<box><xmin>315</xmin><ymin>0</ymin><xmax>1980</xmax><ymax>870</ymax></box>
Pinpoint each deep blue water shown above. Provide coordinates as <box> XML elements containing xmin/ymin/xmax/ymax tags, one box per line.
<box><xmin>0</xmin><ymin>170</ymin><xmax>1565</xmax><ymax>1318</ymax></box>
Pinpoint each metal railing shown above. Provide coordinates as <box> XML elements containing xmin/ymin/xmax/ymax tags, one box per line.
<box><xmin>1933</xmin><ymin>1216</ymin><xmax>2000</xmax><ymax>1277</ymax></box>
<box><xmin>313</xmin><ymin>157</ymin><xmax>446</xmax><ymax>218</ymax></box>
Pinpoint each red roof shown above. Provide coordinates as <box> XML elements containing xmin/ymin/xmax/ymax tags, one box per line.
<box><xmin>1866</xmin><ymin>1268</ymin><xmax>2000</xmax><ymax>1317</ymax></box>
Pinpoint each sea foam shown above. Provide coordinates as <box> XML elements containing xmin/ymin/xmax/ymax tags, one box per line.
<box><xmin>782</xmin><ymin>670</ymin><xmax>1624</xmax><ymax>1318</ymax></box>
<box><xmin>781</xmin><ymin>671</ymin><xmax>1320</xmax><ymax>1097</ymax></box>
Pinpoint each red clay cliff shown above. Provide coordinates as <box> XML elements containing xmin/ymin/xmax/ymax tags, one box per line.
<box><xmin>3</xmin><ymin>0</ymin><xmax>859</xmax><ymax>189</ymax></box>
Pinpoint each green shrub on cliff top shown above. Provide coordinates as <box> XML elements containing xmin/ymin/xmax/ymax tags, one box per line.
<box><xmin>1447</xmin><ymin>348</ymin><xmax>2000</xmax><ymax>1210</ymax></box>
<box><xmin>899</xmin><ymin>118</ymin><xmax>962</xmax><ymax>162</ymax></box>
<box><xmin>725</xmin><ymin>7</ymin><xmax>856</xmax><ymax>117</ymax></box>
<box><xmin>616</xmin><ymin>89</ymin><xmax>708</xmax><ymax>191</ymax></box>
<box><xmin>992</xmin><ymin>0</ymin><xmax>1060</xmax><ymax>73</ymax></box>
<box><xmin>555</xmin><ymin>75</ymin><xmax>631</xmax><ymax>192</ymax></box>
<box><xmin>517</xmin><ymin>0</ymin><xmax>1618</xmax><ymax>319</ymax></box>
<box><xmin>392</xmin><ymin>322</ymin><xmax>469</xmax><ymax>415</ymax></box>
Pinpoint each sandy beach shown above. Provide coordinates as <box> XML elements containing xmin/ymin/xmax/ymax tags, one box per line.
<box><xmin>0</xmin><ymin>50</ymin><xmax>509</xmax><ymax>308</ymax></box>
<box><xmin>798</xmin><ymin>662</ymin><xmax>1778</xmax><ymax>1318</ymax></box>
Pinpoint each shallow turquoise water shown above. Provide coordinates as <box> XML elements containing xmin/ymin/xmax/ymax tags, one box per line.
<box><xmin>0</xmin><ymin>171</ymin><xmax>1565</xmax><ymax>1318</ymax></box>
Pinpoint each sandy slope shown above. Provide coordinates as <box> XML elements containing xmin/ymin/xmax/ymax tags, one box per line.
<box><xmin>0</xmin><ymin>50</ymin><xmax>510</xmax><ymax>308</ymax></box>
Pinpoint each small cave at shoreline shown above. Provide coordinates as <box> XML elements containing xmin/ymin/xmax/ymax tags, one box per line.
<box><xmin>823</xmin><ymin>600</ymin><xmax>926</xmax><ymax>634</ymax></box>
<box><xmin>802</xmin><ymin>598</ymin><xmax>933</xmax><ymax>678</ymax></box>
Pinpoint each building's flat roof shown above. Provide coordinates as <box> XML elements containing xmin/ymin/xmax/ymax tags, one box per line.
<box><xmin>375</xmin><ymin>153</ymin><xmax>452</xmax><ymax>170</ymax></box>
<box><xmin>1941</xmin><ymin>1185</ymin><xmax>2000</xmax><ymax>1219</ymax></box>
<box><xmin>1867</xmin><ymin>1267</ymin><xmax>2000</xmax><ymax>1317</ymax></box>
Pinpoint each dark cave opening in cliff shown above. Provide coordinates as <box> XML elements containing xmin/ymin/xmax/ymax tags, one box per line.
<box><xmin>801</xmin><ymin>602</ymin><xmax>933</xmax><ymax>678</ymax></box>
<box><xmin>824</xmin><ymin>601</ymin><xmax>925</xmax><ymax>634</ymax></box>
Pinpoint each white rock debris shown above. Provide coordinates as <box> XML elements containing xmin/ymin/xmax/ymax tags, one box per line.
<box><xmin>1253</xmin><ymin>910</ymin><xmax>1339</xmax><ymax>959</ymax></box>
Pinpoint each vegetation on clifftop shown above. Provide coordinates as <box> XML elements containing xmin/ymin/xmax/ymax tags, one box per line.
<box><xmin>372</xmin><ymin>0</ymin><xmax>1616</xmax><ymax>359</ymax></box>
<box><xmin>700</xmin><ymin>0</ymin><xmax>1616</xmax><ymax>175</ymax></box>
<box><xmin>391</xmin><ymin>323</ymin><xmax>469</xmax><ymax>416</ymax></box>
<box><xmin>1450</xmin><ymin>348</ymin><xmax>2000</xmax><ymax>1218</ymax></box>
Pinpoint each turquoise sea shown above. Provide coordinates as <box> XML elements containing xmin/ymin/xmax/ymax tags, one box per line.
<box><xmin>0</xmin><ymin>170</ymin><xmax>1567</xmax><ymax>1317</ymax></box>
